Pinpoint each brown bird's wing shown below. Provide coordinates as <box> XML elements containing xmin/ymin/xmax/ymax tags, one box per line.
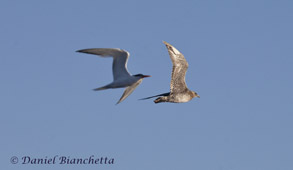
<box><xmin>163</xmin><ymin>41</ymin><xmax>189</xmax><ymax>93</ymax></box>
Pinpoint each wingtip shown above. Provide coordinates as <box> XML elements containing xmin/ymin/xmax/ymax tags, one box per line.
<box><xmin>116</xmin><ymin>98</ymin><xmax>122</xmax><ymax>105</ymax></box>
<box><xmin>76</xmin><ymin>49</ymin><xmax>90</xmax><ymax>53</ymax></box>
<box><xmin>163</xmin><ymin>41</ymin><xmax>171</xmax><ymax>46</ymax></box>
<box><xmin>115</xmin><ymin>100</ymin><xmax>123</xmax><ymax>105</ymax></box>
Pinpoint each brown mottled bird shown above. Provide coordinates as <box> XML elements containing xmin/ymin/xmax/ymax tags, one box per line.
<box><xmin>140</xmin><ymin>41</ymin><xmax>200</xmax><ymax>103</ymax></box>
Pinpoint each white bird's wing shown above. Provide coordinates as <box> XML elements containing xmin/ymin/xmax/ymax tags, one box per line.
<box><xmin>116</xmin><ymin>79</ymin><xmax>143</xmax><ymax>105</ymax></box>
<box><xmin>76</xmin><ymin>48</ymin><xmax>131</xmax><ymax>81</ymax></box>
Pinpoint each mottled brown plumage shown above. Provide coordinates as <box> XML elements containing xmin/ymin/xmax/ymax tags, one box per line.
<box><xmin>140</xmin><ymin>41</ymin><xmax>200</xmax><ymax>103</ymax></box>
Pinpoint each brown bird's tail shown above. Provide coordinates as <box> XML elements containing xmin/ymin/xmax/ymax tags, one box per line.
<box><xmin>139</xmin><ymin>92</ymin><xmax>170</xmax><ymax>100</ymax></box>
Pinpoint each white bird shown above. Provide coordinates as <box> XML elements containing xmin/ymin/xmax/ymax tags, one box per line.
<box><xmin>76</xmin><ymin>48</ymin><xmax>150</xmax><ymax>104</ymax></box>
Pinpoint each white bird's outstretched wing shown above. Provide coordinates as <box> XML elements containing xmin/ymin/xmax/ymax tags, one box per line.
<box><xmin>116</xmin><ymin>79</ymin><xmax>143</xmax><ymax>105</ymax></box>
<box><xmin>76</xmin><ymin>48</ymin><xmax>131</xmax><ymax>81</ymax></box>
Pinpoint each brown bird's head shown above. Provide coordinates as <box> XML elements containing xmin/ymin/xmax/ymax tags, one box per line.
<box><xmin>191</xmin><ymin>91</ymin><xmax>200</xmax><ymax>98</ymax></box>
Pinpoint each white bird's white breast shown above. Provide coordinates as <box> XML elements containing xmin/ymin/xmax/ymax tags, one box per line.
<box><xmin>111</xmin><ymin>76</ymin><xmax>140</xmax><ymax>88</ymax></box>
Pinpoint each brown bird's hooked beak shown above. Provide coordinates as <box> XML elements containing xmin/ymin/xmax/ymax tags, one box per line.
<box><xmin>142</xmin><ymin>75</ymin><xmax>151</xmax><ymax>78</ymax></box>
<box><xmin>197</xmin><ymin>95</ymin><xmax>200</xmax><ymax>98</ymax></box>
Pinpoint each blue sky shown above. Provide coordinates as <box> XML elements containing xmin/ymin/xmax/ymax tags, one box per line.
<box><xmin>1</xmin><ymin>0</ymin><xmax>293</xmax><ymax>170</ymax></box>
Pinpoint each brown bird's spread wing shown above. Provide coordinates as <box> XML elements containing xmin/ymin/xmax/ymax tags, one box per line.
<box><xmin>163</xmin><ymin>41</ymin><xmax>189</xmax><ymax>93</ymax></box>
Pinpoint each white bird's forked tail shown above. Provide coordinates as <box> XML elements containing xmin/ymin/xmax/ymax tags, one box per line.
<box><xmin>93</xmin><ymin>85</ymin><xmax>111</xmax><ymax>91</ymax></box>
